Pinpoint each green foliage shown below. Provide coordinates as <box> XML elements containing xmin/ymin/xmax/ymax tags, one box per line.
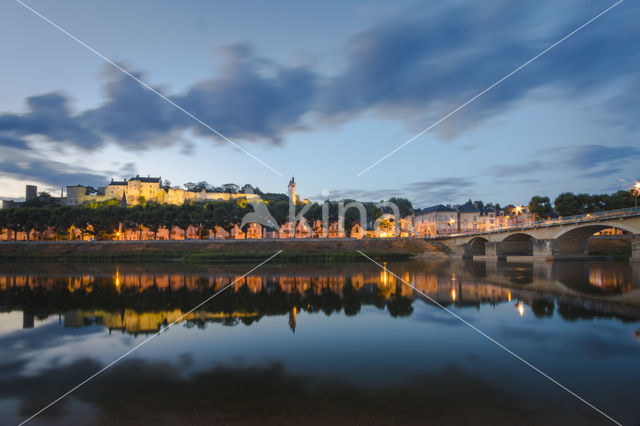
<box><xmin>387</xmin><ymin>197</ymin><xmax>413</xmax><ymax>217</ymax></box>
<box><xmin>528</xmin><ymin>195</ymin><xmax>553</xmax><ymax>220</ymax></box>
<box><xmin>554</xmin><ymin>191</ymin><xmax>635</xmax><ymax>216</ymax></box>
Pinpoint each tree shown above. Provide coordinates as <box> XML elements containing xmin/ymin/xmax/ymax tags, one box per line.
<box><xmin>142</xmin><ymin>206</ymin><xmax>162</xmax><ymax>240</ymax></box>
<box><xmin>528</xmin><ymin>195</ymin><xmax>552</xmax><ymax>220</ymax></box>
<box><xmin>221</xmin><ymin>183</ymin><xmax>239</xmax><ymax>194</ymax></box>
<box><xmin>554</xmin><ymin>192</ymin><xmax>580</xmax><ymax>216</ymax></box>
<box><xmin>52</xmin><ymin>206</ymin><xmax>74</xmax><ymax>240</ymax></box>
<box><xmin>126</xmin><ymin>205</ymin><xmax>145</xmax><ymax>240</ymax></box>
<box><xmin>0</xmin><ymin>209</ymin><xmax>8</xmax><ymax>240</ymax></box>
<box><xmin>160</xmin><ymin>205</ymin><xmax>178</xmax><ymax>240</ymax></box>
<box><xmin>8</xmin><ymin>208</ymin><xmax>29</xmax><ymax>240</ymax></box>
<box><xmin>28</xmin><ymin>207</ymin><xmax>51</xmax><ymax>240</ymax></box>
<box><xmin>387</xmin><ymin>197</ymin><xmax>413</xmax><ymax>217</ymax></box>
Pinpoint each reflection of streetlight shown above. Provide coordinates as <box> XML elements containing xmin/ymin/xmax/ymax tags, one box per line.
<box><xmin>515</xmin><ymin>301</ymin><xmax>525</xmax><ymax>317</ymax></box>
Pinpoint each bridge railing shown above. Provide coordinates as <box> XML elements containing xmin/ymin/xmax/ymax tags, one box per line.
<box><xmin>533</xmin><ymin>206</ymin><xmax>640</xmax><ymax>226</ymax></box>
<box><xmin>433</xmin><ymin>206</ymin><xmax>640</xmax><ymax>238</ymax></box>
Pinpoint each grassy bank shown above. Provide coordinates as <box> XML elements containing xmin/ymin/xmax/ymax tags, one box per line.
<box><xmin>588</xmin><ymin>238</ymin><xmax>632</xmax><ymax>261</ymax></box>
<box><xmin>0</xmin><ymin>239</ymin><xmax>446</xmax><ymax>264</ymax></box>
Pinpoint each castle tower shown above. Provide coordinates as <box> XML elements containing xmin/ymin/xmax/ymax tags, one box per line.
<box><xmin>288</xmin><ymin>306</ymin><xmax>297</xmax><ymax>333</ymax></box>
<box><xmin>288</xmin><ymin>177</ymin><xmax>298</xmax><ymax>204</ymax></box>
<box><xmin>25</xmin><ymin>185</ymin><xmax>37</xmax><ymax>201</ymax></box>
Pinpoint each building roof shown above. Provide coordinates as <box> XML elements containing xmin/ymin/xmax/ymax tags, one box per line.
<box><xmin>416</xmin><ymin>204</ymin><xmax>456</xmax><ymax>214</ymax></box>
<box><xmin>457</xmin><ymin>204</ymin><xmax>480</xmax><ymax>213</ymax></box>
<box><xmin>129</xmin><ymin>175</ymin><xmax>161</xmax><ymax>183</ymax></box>
<box><xmin>109</xmin><ymin>179</ymin><xmax>128</xmax><ymax>186</ymax></box>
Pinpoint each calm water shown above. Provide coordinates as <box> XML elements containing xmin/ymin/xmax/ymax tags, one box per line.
<box><xmin>0</xmin><ymin>260</ymin><xmax>639</xmax><ymax>425</ymax></box>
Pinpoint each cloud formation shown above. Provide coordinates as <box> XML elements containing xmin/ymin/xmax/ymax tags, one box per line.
<box><xmin>0</xmin><ymin>0</ymin><xmax>637</xmax><ymax>156</ymax></box>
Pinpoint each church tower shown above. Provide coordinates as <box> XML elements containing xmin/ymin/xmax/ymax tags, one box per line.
<box><xmin>288</xmin><ymin>177</ymin><xmax>298</xmax><ymax>204</ymax></box>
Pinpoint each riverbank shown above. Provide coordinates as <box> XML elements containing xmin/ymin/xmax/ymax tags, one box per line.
<box><xmin>0</xmin><ymin>238</ymin><xmax>450</xmax><ymax>263</ymax></box>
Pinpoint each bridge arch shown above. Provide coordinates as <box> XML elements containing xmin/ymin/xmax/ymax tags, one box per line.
<box><xmin>499</xmin><ymin>233</ymin><xmax>534</xmax><ymax>256</ymax></box>
<box><xmin>553</xmin><ymin>224</ymin><xmax>634</xmax><ymax>256</ymax></box>
<box><xmin>467</xmin><ymin>237</ymin><xmax>488</xmax><ymax>256</ymax></box>
<box><xmin>552</xmin><ymin>223</ymin><xmax>637</xmax><ymax>240</ymax></box>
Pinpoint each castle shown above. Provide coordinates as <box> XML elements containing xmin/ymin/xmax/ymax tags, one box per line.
<box><xmin>64</xmin><ymin>175</ymin><xmax>258</xmax><ymax>206</ymax></box>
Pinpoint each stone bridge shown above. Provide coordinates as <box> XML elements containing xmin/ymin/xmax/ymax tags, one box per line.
<box><xmin>436</xmin><ymin>209</ymin><xmax>640</xmax><ymax>261</ymax></box>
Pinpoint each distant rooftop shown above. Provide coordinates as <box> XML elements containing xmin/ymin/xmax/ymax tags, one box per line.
<box><xmin>457</xmin><ymin>204</ymin><xmax>481</xmax><ymax>213</ymax></box>
<box><xmin>416</xmin><ymin>204</ymin><xmax>456</xmax><ymax>214</ymax></box>
<box><xmin>108</xmin><ymin>175</ymin><xmax>161</xmax><ymax>185</ymax></box>
<box><xmin>129</xmin><ymin>174</ymin><xmax>161</xmax><ymax>183</ymax></box>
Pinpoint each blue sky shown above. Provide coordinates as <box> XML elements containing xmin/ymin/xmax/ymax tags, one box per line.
<box><xmin>0</xmin><ymin>0</ymin><xmax>638</xmax><ymax>208</ymax></box>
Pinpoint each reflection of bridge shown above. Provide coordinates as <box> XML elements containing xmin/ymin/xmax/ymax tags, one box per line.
<box><xmin>437</xmin><ymin>208</ymin><xmax>640</xmax><ymax>261</ymax></box>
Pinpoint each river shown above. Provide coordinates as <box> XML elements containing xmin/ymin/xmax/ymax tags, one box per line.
<box><xmin>1</xmin><ymin>259</ymin><xmax>639</xmax><ymax>425</ymax></box>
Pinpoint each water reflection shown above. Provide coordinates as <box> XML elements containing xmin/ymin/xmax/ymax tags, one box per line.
<box><xmin>1</xmin><ymin>260</ymin><xmax>639</xmax><ymax>336</ymax></box>
<box><xmin>1</xmin><ymin>261</ymin><xmax>640</xmax><ymax>425</ymax></box>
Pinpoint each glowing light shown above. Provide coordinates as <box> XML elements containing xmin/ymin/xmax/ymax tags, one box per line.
<box><xmin>515</xmin><ymin>205</ymin><xmax>523</xmax><ymax>213</ymax></box>
<box><xmin>451</xmin><ymin>288</ymin><xmax>456</xmax><ymax>301</ymax></box>
<box><xmin>508</xmin><ymin>292</ymin><xmax>512</xmax><ymax>302</ymax></box>
<box><xmin>516</xmin><ymin>302</ymin><xmax>525</xmax><ymax>317</ymax></box>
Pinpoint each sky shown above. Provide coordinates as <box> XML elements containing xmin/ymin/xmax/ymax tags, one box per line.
<box><xmin>0</xmin><ymin>0</ymin><xmax>638</xmax><ymax>208</ymax></box>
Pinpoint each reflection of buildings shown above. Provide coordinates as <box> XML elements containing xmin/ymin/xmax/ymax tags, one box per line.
<box><xmin>23</xmin><ymin>311</ymin><xmax>34</xmax><ymax>329</ymax></box>
<box><xmin>588</xmin><ymin>266</ymin><xmax>633</xmax><ymax>292</ymax></box>
<box><xmin>1</xmin><ymin>268</ymin><xmax>517</xmax><ymax>335</ymax></box>
<box><xmin>64</xmin><ymin>309</ymin><xmax>261</xmax><ymax>336</ymax></box>
<box><xmin>289</xmin><ymin>307</ymin><xmax>297</xmax><ymax>333</ymax></box>
<box><xmin>2</xmin><ymin>261</ymin><xmax>639</xmax><ymax>335</ymax></box>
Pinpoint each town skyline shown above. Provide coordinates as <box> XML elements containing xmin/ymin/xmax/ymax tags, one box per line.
<box><xmin>1</xmin><ymin>1</ymin><xmax>639</xmax><ymax>207</ymax></box>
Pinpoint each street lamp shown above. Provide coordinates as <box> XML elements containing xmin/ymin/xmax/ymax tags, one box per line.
<box><xmin>634</xmin><ymin>180</ymin><xmax>640</xmax><ymax>208</ymax></box>
<box><xmin>514</xmin><ymin>205</ymin><xmax>523</xmax><ymax>227</ymax></box>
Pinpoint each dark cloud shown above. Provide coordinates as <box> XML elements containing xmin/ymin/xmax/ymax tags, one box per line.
<box><xmin>0</xmin><ymin>46</ymin><xmax>316</xmax><ymax>152</ymax></box>
<box><xmin>174</xmin><ymin>45</ymin><xmax>316</xmax><ymax>144</ymax></box>
<box><xmin>489</xmin><ymin>142</ymin><xmax>639</xmax><ymax>182</ymax></box>
<box><xmin>0</xmin><ymin>135</ymin><xmax>30</xmax><ymax>150</ymax></box>
<box><xmin>314</xmin><ymin>178</ymin><xmax>479</xmax><ymax>207</ymax></box>
<box><xmin>491</xmin><ymin>161</ymin><xmax>545</xmax><ymax>178</ymax></box>
<box><xmin>404</xmin><ymin>178</ymin><xmax>477</xmax><ymax>206</ymax></box>
<box><xmin>0</xmin><ymin>157</ymin><xmax>136</xmax><ymax>189</ymax></box>
<box><xmin>0</xmin><ymin>93</ymin><xmax>101</xmax><ymax>150</ymax></box>
<box><xmin>581</xmin><ymin>168</ymin><xmax>622</xmax><ymax>179</ymax></box>
<box><xmin>569</xmin><ymin>144</ymin><xmax>640</xmax><ymax>169</ymax></box>
<box><xmin>313</xmin><ymin>188</ymin><xmax>405</xmax><ymax>202</ymax></box>
<box><xmin>0</xmin><ymin>1</ymin><xmax>637</xmax><ymax>153</ymax></box>
<box><xmin>318</xmin><ymin>1</ymin><xmax>640</xmax><ymax>137</ymax></box>
<box><xmin>0</xmin><ymin>357</ymin><xmax>581</xmax><ymax>425</ymax></box>
<box><xmin>80</xmin><ymin>68</ymin><xmax>184</xmax><ymax>150</ymax></box>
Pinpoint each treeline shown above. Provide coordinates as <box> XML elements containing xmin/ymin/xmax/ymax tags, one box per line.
<box><xmin>0</xmin><ymin>278</ymin><xmax>415</xmax><ymax>320</ymax></box>
<box><xmin>0</xmin><ymin>195</ymin><xmax>413</xmax><ymax>241</ymax></box>
<box><xmin>528</xmin><ymin>190</ymin><xmax>636</xmax><ymax>219</ymax></box>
